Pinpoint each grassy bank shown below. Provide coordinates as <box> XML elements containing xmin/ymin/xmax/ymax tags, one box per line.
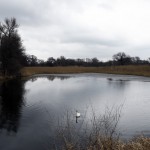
<box><xmin>21</xmin><ymin>65</ymin><xmax>150</xmax><ymax>77</ymax></box>
<box><xmin>63</xmin><ymin>136</ymin><xmax>150</xmax><ymax>150</ymax></box>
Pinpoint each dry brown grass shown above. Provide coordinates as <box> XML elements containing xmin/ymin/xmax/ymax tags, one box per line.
<box><xmin>122</xmin><ymin>136</ymin><xmax>150</xmax><ymax>150</ymax></box>
<box><xmin>86</xmin><ymin>136</ymin><xmax>150</xmax><ymax>150</ymax></box>
<box><xmin>50</xmin><ymin>132</ymin><xmax>150</xmax><ymax>150</ymax></box>
<box><xmin>21</xmin><ymin>65</ymin><xmax>150</xmax><ymax>77</ymax></box>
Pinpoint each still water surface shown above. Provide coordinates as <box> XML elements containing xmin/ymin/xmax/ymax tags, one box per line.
<box><xmin>0</xmin><ymin>73</ymin><xmax>150</xmax><ymax>150</ymax></box>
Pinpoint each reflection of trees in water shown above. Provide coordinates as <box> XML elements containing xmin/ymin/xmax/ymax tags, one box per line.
<box><xmin>0</xmin><ymin>97</ymin><xmax>2</xmax><ymax>117</ymax></box>
<box><xmin>28</xmin><ymin>75</ymin><xmax>71</xmax><ymax>82</ymax></box>
<box><xmin>47</xmin><ymin>75</ymin><xmax>71</xmax><ymax>81</ymax></box>
<box><xmin>46</xmin><ymin>76</ymin><xmax>55</xmax><ymax>81</ymax></box>
<box><xmin>0</xmin><ymin>83</ymin><xmax>2</xmax><ymax>116</ymax></box>
<box><xmin>0</xmin><ymin>79</ymin><xmax>25</xmax><ymax>133</ymax></box>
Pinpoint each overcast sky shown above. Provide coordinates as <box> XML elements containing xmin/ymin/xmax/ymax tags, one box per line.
<box><xmin>0</xmin><ymin>0</ymin><xmax>150</xmax><ymax>61</ymax></box>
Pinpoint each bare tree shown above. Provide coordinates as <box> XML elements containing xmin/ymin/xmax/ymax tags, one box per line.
<box><xmin>113</xmin><ymin>52</ymin><xmax>131</xmax><ymax>65</ymax></box>
<box><xmin>0</xmin><ymin>18</ymin><xmax>18</xmax><ymax>37</ymax></box>
<box><xmin>0</xmin><ymin>18</ymin><xmax>25</xmax><ymax>76</ymax></box>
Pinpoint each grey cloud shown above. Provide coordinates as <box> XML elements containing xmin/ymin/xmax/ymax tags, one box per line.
<box><xmin>0</xmin><ymin>0</ymin><xmax>50</xmax><ymax>26</ymax></box>
<box><xmin>98</xmin><ymin>3</ymin><xmax>113</xmax><ymax>10</ymax></box>
<box><xmin>126</xmin><ymin>46</ymin><xmax>150</xmax><ymax>59</ymax></box>
<box><xmin>0</xmin><ymin>0</ymin><xmax>150</xmax><ymax>60</ymax></box>
<box><xmin>62</xmin><ymin>33</ymin><xmax>126</xmax><ymax>47</ymax></box>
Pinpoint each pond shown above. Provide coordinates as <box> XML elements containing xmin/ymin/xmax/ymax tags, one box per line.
<box><xmin>0</xmin><ymin>73</ymin><xmax>150</xmax><ymax>150</ymax></box>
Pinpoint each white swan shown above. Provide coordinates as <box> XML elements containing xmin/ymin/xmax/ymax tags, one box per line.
<box><xmin>76</xmin><ymin>110</ymin><xmax>80</xmax><ymax>118</ymax></box>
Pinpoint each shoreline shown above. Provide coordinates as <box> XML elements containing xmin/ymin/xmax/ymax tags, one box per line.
<box><xmin>21</xmin><ymin>65</ymin><xmax>150</xmax><ymax>77</ymax></box>
<box><xmin>1</xmin><ymin>65</ymin><xmax>150</xmax><ymax>80</ymax></box>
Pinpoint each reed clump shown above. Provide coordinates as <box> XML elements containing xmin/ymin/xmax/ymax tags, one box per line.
<box><xmin>85</xmin><ymin>136</ymin><xmax>150</xmax><ymax>150</ymax></box>
<box><xmin>120</xmin><ymin>136</ymin><xmax>150</xmax><ymax>150</ymax></box>
<box><xmin>60</xmin><ymin>136</ymin><xmax>150</xmax><ymax>150</ymax></box>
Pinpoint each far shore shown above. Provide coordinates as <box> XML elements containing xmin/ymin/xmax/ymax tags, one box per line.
<box><xmin>21</xmin><ymin>65</ymin><xmax>150</xmax><ymax>77</ymax></box>
<box><xmin>1</xmin><ymin>65</ymin><xmax>150</xmax><ymax>80</ymax></box>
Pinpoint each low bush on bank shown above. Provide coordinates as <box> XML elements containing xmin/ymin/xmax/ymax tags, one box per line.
<box><xmin>47</xmin><ymin>105</ymin><xmax>150</xmax><ymax>150</ymax></box>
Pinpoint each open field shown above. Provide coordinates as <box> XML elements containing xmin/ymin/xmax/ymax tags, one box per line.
<box><xmin>21</xmin><ymin>65</ymin><xmax>150</xmax><ymax>77</ymax></box>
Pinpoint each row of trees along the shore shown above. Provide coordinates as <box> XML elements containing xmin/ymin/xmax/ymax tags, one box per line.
<box><xmin>25</xmin><ymin>53</ymin><xmax>150</xmax><ymax>67</ymax></box>
<box><xmin>0</xmin><ymin>18</ymin><xmax>150</xmax><ymax>77</ymax></box>
<box><xmin>26</xmin><ymin>52</ymin><xmax>150</xmax><ymax>67</ymax></box>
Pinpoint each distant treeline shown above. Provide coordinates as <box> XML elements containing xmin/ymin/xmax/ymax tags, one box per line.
<box><xmin>23</xmin><ymin>52</ymin><xmax>150</xmax><ymax>67</ymax></box>
<box><xmin>0</xmin><ymin>18</ymin><xmax>150</xmax><ymax>77</ymax></box>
